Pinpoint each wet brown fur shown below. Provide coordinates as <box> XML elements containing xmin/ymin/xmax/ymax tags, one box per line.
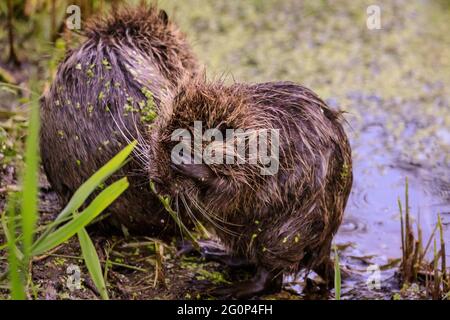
<box><xmin>40</xmin><ymin>4</ymin><xmax>199</xmax><ymax>236</ymax></box>
<box><xmin>150</xmin><ymin>78</ymin><xmax>353</xmax><ymax>286</ymax></box>
<box><xmin>40</xmin><ymin>3</ymin><xmax>352</xmax><ymax>295</ymax></box>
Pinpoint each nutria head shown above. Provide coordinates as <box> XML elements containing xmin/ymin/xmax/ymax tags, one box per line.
<box><xmin>147</xmin><ymin>79</ymin><xmax>273</xmax><ymax>219</ymax></box>
<box><xmin>84</xmin><ymin>3</ymin><xmax>199</xmax><ymax>85</ymax></box>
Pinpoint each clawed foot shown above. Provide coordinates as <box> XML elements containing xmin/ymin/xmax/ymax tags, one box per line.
<box><xmin>208</xmin><ymin>267</ymin><xmax>282</xmax><ymax>299</ymax></box>
<box><xmin>177</xmin><ymin>240</ymin><xmax>254</xmax><ymax>269</ymax></box>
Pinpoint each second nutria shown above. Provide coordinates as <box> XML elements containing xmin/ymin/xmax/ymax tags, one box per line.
<box><xmin>40</xmin><ymin>4</ymin><xmax>199</xmax><ymax>236</ymax></box>
<box><xmin>149</xmin><ymin>79</ymin><xmax>353</xmax><ymax>298</ymax></box>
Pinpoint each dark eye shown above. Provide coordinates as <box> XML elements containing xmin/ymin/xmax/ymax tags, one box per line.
<box><xmin>171</xmin><ymin>162</ymin><xmax>216</xmax><ymax>185</ymax></box>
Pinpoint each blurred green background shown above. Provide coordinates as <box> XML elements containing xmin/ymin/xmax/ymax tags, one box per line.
<box><xmin>1</xmin><ymin>0</ymin><xmax>449</xmax><ymax>171</ymax></box>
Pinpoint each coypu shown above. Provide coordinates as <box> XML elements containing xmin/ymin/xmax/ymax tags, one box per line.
<box><xmin>40</xmin><ymin>4</ymin><xmax>199</xmax><ymax>236</ymax></box>
<box><xmin>149</xmin><ymin>79</ymin><xmax>353</xmax><ymax>298</ymax></box>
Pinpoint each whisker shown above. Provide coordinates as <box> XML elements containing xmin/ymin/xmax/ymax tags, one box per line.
<box><xmin>180</xmin><ymin>193</ymin><xmax>206</xmax><ymax>235</ymax></box>
<box><xmin>174</xmin><ymin>195</ymin><xmax>185</xmax><ymax>242</ymax></box>
<box><xmin>186</xmin><ymin>194</ymin><xmax>240</xmax><ymax>237</ymax></box>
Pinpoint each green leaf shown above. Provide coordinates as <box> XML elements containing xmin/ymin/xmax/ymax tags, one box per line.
<box><xmin>5</xmin><ymin>194</ymin><xmax>26</xmax><ymax>300</ymax></box>
<box><xmin>334</xmin><ymin>246</ymin><xmax>341</xmax><ymax>300</ymax></box>
<box><xmin>31</xmin><ymin>177</ymin><xmax>129</xmax><ymax>256</ymax></box>
<box><xmin>33</xmin><ymin>141</ymin><xmax>136</xmax><ymax>248</ymax></box>
<box><xmin>78</xmin><ymin>228</ymin><xmax>109</xmax><ymax>300</ymax></box>
<box><xmin>21</xmin><ymin>93</ymin><xmax>40</xmax><ymax>262</ymax></box>
<box><xmin>1</xmin><ymin>213</ymin><xmax>23</xmax><ymax>261</ymax></box>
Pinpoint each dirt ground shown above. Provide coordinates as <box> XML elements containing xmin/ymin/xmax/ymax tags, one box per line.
<box><xmin>0</xmin><ymin>167</ymin><xmax>306</xmax><ymax>300</ymax></box>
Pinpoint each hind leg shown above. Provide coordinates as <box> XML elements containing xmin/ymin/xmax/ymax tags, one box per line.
<box><xmin>313</xmin><ymin>256</ymin><xmax>334</xmax><ymax>289</ymax></box>
<box><xmin>209</xmin><ymin>217</ymin><xmax>309</xmax><ymax>299</ymax></box>
<box><xmin>211</xmin><ymin>213</ymin><xmax>332</xmax><ymax>298</ymax></box>
<box><xmin>177</xmin><ymin>240</ymin><xmax>254</xmax><ymax>269</ymax></box>
<box><xmin>209</xmin><ymin>266</ymin><xmax>282</xmax><ymax>299</ymax></box>
<box><xmin>313</xmin><ymin>250</ymin><xmax>350</xmax><ymax>290</ymax></box>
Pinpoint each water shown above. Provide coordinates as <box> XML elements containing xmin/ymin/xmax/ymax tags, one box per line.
<box><xmin>342</xmin><ymin>123</ymin><xmax>450</xmax><ymax>256</ymax></box>
<box><xmin>280</xmin><ymin>87</ymin><xmax>450</xmax><ymax>298</ymax></box>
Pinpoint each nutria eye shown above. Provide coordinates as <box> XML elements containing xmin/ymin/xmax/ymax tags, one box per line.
<box><xmin>171</xmin><ymin>162</ymin><xmax>216</xmax><ymax>186</ymax></box>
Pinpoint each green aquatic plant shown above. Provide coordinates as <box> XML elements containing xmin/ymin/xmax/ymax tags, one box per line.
<box><xmin>140</xmin><ymin>87</ymin><xmax>158</xmax><ymax>123</ymax></box>
<box><xmin>398</xmin><ymin>177</ymin><xmax>449</xmax><ymax>299</ymax></box>
<box><xmin>196</xmin><ymin>269</ymin><xmax>230</xmax><ymax>285</ymax></box>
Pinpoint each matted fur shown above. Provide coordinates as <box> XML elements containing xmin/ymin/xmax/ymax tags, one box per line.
<box><xmin>40</xmin><ymin>4</ymin><xmax>199</xmax><ymax>236</ymax></box>
<box><xmin>150</xmin><ymin>78</ymin><xmax>353</xmax><ymax>279</ymax></box>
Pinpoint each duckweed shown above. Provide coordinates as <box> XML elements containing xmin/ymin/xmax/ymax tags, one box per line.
<box><xmin>101</xmin><ymin>58</ymin><xmax>112</xmax><ymax>70</ymax></box>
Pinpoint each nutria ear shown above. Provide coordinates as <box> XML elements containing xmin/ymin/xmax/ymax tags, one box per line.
<box><xmin>159</xmin><ymin>10</ymin><xmax>169</xmax><ymax>25</ymax></box>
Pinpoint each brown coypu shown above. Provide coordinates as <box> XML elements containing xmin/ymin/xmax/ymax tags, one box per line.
<box><xmin>40</xmin><ymin>4</ymin><xmax>199</xmax><ymax>237</ymax></box>
<box><xmin>149</xmin><ymin>79</ymin><xmax>353</xmax><ymax>298</ymax></box>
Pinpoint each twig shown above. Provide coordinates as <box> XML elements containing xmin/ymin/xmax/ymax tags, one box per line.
<box><xmin>45</xmin><ymin>253</ymin><xmax>147</xmax><ymax>273</ymax></box>
<box><xmin>32</xmin><ymin>245</ymin><xmax>64</xmax><ymax>262</ymax></box>
<box><xmin>437</xmin><ymin>214</ymin><xmax>447</xmax><ymax>292</ymax></box>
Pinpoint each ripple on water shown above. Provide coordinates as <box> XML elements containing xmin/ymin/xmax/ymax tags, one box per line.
<box><xmin>324</xmin><ymin>95</ymin><xmax>450</xmax><ymax>299</ymax></box>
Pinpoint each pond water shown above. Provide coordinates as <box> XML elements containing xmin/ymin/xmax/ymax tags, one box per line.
<box><xmin>284</xmin><ymin>95</ymin><xmax>450</xmax><ymax>298</ymax></box>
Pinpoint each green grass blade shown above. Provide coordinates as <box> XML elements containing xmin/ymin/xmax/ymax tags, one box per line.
<box><xmin>1</xmin><ymin>213</ymin><xmax>23</xmax><ymax>261</ymax></box>
<box><xmin>334</xmin><ymin>246</ymin><xmax>341</xmax><ymax>300</ymax></box>
<box><xmin>77</xmin><ymin>228</ymin><xmax>109</xmax><ymax>300</ymax></box>
<box><xmin>150</xmin><ymin>181</ymin><xmax>199</xmax><ymax>250</ymax></box>
<box><xmin>31</xmin><ymin>177</ymin><xmax>129</xmax><ymax>256</ymax></box>
<box><xmin>21</xmin><ymin>94</ymin><xmax>40</xmax><ymax>263</ymax></box>
<box><xmin>33</xmin><ymin>141</ymin><xmax>136</xmax><ymax>248</ymax></box>
<box><xmin>6</xmin><ymin>194</ymin><xmax>26</xmax><ymax>300</ymax></box>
